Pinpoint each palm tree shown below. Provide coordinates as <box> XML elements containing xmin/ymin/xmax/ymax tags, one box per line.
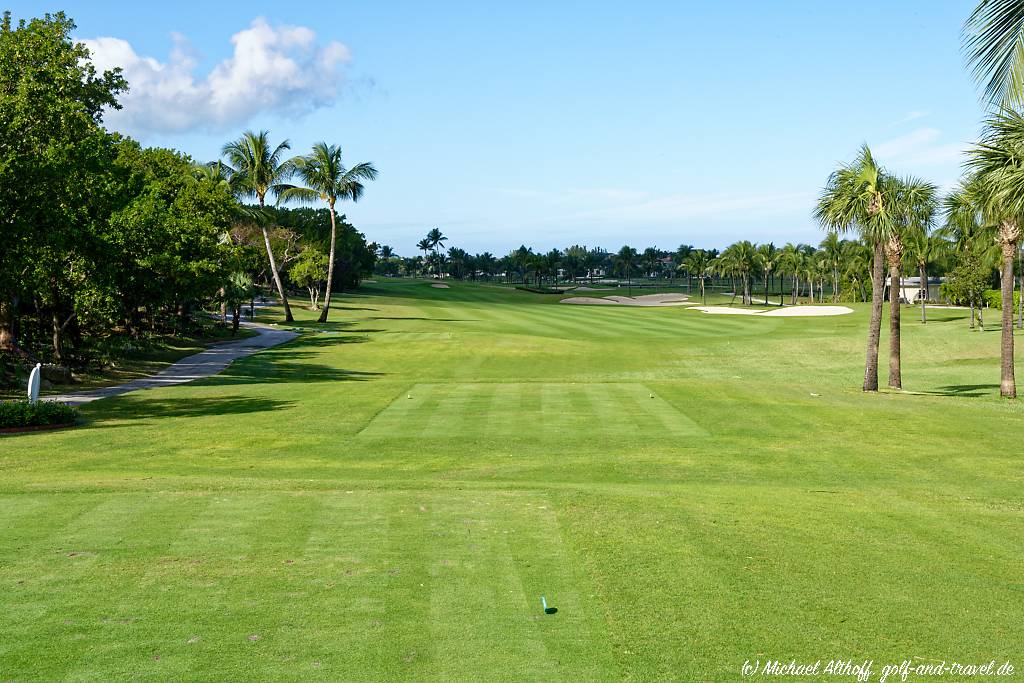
<box><xmin>222</xmin><ymin>130</ymin><xmax>297</xmax><ymax>322</ymax></box>
<box><xmin>755</xmin><ymin>243</ymin><xmax>779</xmax><ymax>305</ymax></box>
<box><xmin>426</xmin><ymin>228</ymin><xmax>447</xmax><ymax>256</ymax></box>
<box><xmin>778</xmin><ymin>244</ymin><xmax>805</xmax><ymax>306</ymax></box>
<box><xmin>802</xmin><ymin>256</ymin><xmax>818</xmax><ymax>303</ymax></box>
<box><xmin>814</xmin><ymin>145</ymin><xmax>899</xmax><ymax>392</ymax></box>
<box><xmin>223</xmin><ymin>271</ymin><xmax>256</xmax><ymax>335</ymax></box>
<box><xmin>683</xmin><ymin>250</ymin><xmax>711</xmax><ymax>304</ymax></box>
<box><xmin>904</xmin><ymin>228</ymin><xmax>945</xmax><ymax>323</ymax></box>
<box><xmin>615</xmin><ymin>246</ymin><xmax>639</xmax><ymax>295</ymax></box>
<box><xmin>641</xmin><ymin>247</ymin><xmax>661</xmax><ymax>280</ymax></box>
<box><xmin>280</xmin><ymin>142</ymin><xmax>377</xmax><ymax>322</ymax></box>
<box><xmin>884</xmin><ymin>176</ymin><xmax>938</xmax><ymax>389</ymax></box>
<box><xmin>415</xmin><ymin>239</ymin><xmax>433</xmax><ymax>275</ymax></box>
<box><xmin>727</xmin><ymin>241</ymin><xmax>757</xmax><ymax>305</ymax></box>
<box><xmin>477</xmin><ymin>252</ymin><xmax>496</xmax><ymax>280</ymax></box>
<box><xmin>964</xmin><ymin>0</ymin><xmax>1024</xmax><ymax>108</ymax></box>
<box><xmin>966</xmin><ymin>109</ymin><xmax>1024</xmax><ymax>398</ymax></box>
<box><xmin>712</xmin><ymin>250</ymin><xmax>741</xmax><ymax>305</ymax></box>
<box><xmin>819</xmin><ymin>232</ymin><xmax>844</xmax><ymax>302</ymax></box>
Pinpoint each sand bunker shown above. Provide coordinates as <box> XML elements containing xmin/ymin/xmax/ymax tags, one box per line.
<box><xmin>691</xmin><ymin>305</ymin><xmax>852</xmax><ymax>317</ymax></box>
<box><xmin>691</xmin><ymin>306</ymin><xmax>766</xmax><ymax>315</ymax></box>
<box><xmin>560</xmin><ymin>293</ymin><xmax>693</xmax><ymax>307</ymax></box>
<box><xmin>430</xmin><ymin>283</ymin><xmax>450</xmax><ymax>289</ymax></box>
<box><xmin>560</xmin><ymin>297</ymin><xmax>619</xmax><ymax>305</ymax></box>
<box><xmin>758</xmin><ymin>305</ymin><xmax>853</xmax><ymax>317</ymax></box>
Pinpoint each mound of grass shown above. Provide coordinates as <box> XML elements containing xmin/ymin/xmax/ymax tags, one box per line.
<box><xmin>0</xmin><ymin>400</ymin><xmax>78</xmax><ymax>429</ymax></box>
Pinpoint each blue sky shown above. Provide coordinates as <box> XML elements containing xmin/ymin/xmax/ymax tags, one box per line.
<box><xmin>14</xmin><ymin>1</ymin><xmax>987</xmax><ymax>256</ymax></box>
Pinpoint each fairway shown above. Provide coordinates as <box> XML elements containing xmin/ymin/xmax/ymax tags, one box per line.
<box><xmin>360</xmin><ymin>382</ymin><xmax>708</xmax><ymax>439</ymax></box>
<box><xmin>2</xmin><ymin>281</ymin><xmax>1022</xmax><ymax>681</ymax></box>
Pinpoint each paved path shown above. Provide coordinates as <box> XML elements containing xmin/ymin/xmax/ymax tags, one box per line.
<box><xmin>48</xmin><ymin>322</ymin><xmax>299</xmax><ymax>406</ymax></box>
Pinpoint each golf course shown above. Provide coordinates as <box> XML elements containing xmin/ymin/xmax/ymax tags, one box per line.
<box><xmin>1</xmin><ymin>281</ymin><xmax>1020</xmax><ymax>680</ymax></box>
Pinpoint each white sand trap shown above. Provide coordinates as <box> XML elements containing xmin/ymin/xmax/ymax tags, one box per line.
<box><xmin>561</xmin><ymin>293</ymin><xmax>693</xmax><ymax>307</ymax></box>
<box><xmin>758</xmin><ymin>305</ymin><xmax>852</xmax><ymax>317</ymax></box>
<box><xmin>633</xmin><ymin>293</ymin><xmax>690</xmax><ymax>302</ymax></box>
<box><xmin>692</xmin><ymin>306</ymin><xmax>767</xmax><ymax>315</ymax></box>
<box><xmin>560</xmin><ymin>297</ymin><xmax>619</xmax><ymax>305</ymax></box>
<box><xmin>572</xmin><ymin>286</ymin><xmax>616</xmax><ymax>292</ymax></box>
<box><xmin>430</xmin><ymin>283</ymin><xmax>450</xmax><ymax>289</ymax></box>
<box><xmin>692</xmin><ymin>305</ymin><xmax>852</xmax><ymax>317</ymax></box>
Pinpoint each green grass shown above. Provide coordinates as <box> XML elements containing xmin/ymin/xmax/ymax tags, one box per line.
<box><xmin>1</xmin><ymin>280</ymin><xmax>1022</xmax><ymax>681</ymax></box>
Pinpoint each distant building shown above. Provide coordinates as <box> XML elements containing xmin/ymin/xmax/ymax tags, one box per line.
<box><xmin>889</xmin><ymin>276</ymin><xmax>946</xmax><ymax>303</ymax></box>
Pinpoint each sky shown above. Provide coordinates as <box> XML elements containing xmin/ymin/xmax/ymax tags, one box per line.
<box><xmin>12</xmin><ymin>1</ymin><xmax>990</xmax><ymax>256</ymax></box>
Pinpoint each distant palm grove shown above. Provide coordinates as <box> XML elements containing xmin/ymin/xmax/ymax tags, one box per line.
<box><xmin>5</xmin><ymin>3</ymin><xmax>1024</xmax><ymax>399</ymax></box>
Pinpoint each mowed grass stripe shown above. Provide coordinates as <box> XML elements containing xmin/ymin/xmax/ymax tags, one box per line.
<box><xmin>360</xmin><ymin>383</ymin><xmax>707</xmax><ymax>440</ymax></box>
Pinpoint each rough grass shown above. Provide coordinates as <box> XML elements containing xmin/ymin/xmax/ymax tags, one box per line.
<box><xmin>1</xmin><ymin>280</ymin><xmax>1021</xmax><ymax>681</ymax></box>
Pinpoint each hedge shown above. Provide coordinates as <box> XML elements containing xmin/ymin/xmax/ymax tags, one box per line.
<box><xmin>982</xmin><ymin>289</ymin><xmax>1022</xmax><ymax>312</ymax></box>
<box><xmin>0</xmin><ymin>400</ymin><xmax>78</xmax><ymax>429</ymax></box>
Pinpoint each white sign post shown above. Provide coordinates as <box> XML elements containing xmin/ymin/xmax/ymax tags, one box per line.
<box><xmin>28</xmin><ymin>363</ymin><xmax>41</xmax><ymax>404</ymax></box>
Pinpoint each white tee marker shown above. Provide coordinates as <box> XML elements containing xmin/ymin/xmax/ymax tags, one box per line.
<box><xmin>28</xmin><ymin>363</ymin><xmax>41</xmax><ymax>404</ymax></box>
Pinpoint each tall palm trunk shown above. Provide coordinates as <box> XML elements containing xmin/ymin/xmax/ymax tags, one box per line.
<box><xmin>833</xmin><ymin>266</ymin><xmax>839</xmax><ymax>303</ymax></box>
<box><xmin>1018</xmin><ymin>246</ymin><xmax>1023</xmax><ymax>330</ymax></box>
<box><xmin>919</xmin><ymin>263</ymin><xmax>927</xmax><ymax>324</ymax></box>
<box><xmin>864</xmin><ymin>241</ymin><xmax>886</xmax><ymax>392</ymax></box>
<box><xmin>258</xmin><ymin>196</ymin><xmax>294</xmax><ymax>323</ymax></box>
<box><xmin>886</xmin><ymin>237</ymin><xmax>903</xmax><ymax>390</ymax></box>
<box><xmin>319</xmin><ymin>201</ymin><xmax>338</xmax><ymax>323</ymax></box>
<box><xmin>999</xmin><ymin>220</ymin><xmax>1020</xmax><ymax>398</ymax></box>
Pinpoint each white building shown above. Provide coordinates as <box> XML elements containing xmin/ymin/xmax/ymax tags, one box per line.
<box><xmin>889</xmin><ymin>276</ymin><xmax>946</xmax><ymax>304</ymax></box>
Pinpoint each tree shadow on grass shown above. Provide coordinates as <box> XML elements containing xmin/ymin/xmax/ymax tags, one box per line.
<box><xmin>924</xmin><ymin>383</ymin><xmax>1000</xmax><ymax>398</ymax></box>
<box><xmin>207</xmin><ymin>361</ymin><xmax>383</xmax><ymax>386</ymax></box>
<box><xmin>369</xmin><ymin>316</ymin><xmax>478</xmax><ymax>322</ymax></box>
<box><xmin>83</xmin><ymin>395</ymin><xmax>295</xmax><ymax>426</ymax></box>
<box><xmin>289</xmin><ymin>334</ymin><xmax>375</xmax><ymax>348</ymax></box>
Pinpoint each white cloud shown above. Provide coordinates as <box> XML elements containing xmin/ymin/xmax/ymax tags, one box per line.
<box><xmin>873</xmin><ymin>127</ymin><xmax>942</xmax><ymax>159</ymax></box>
<box><xmin>82</xmin><ymin>18</ymin><xmax>351</xmax><ymax>134</ymax></box>
<box><xmin>890</xmin><ymin>110</ymin><xmax>929</xmax><ymax>127</ymax></box>
<box><xmin>872</xmin><ymin>127</ymin><xmax>968</xmax><ymax>182</ymax></box>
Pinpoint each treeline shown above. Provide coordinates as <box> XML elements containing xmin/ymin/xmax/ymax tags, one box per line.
<box><xmin>374</xmin><ymin>231</ymin><xmax>976</xmax><ymax>308</ymax></box>
<box><xmin>0</xmin><ymin>12</ymin><xmax>377</xmax><ymax>386</ymax></box>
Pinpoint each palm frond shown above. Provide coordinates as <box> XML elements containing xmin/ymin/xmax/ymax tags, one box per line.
<box><xmin>964</xmin><ymin>0</ymin><xmax>1024</xmax><ymax>107</ymax></box>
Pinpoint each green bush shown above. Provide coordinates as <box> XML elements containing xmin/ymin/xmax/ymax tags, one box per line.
<box><xmin>0</xmin><ymin>400</ymin><xmax>78</xmax><ymax>429</ymax></box>
<box><xmin>982</xmin><ymin>289</ymin><xmax>1021</xmax><ymax>312</ymax></box>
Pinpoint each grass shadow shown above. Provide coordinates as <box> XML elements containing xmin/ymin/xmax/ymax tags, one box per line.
<box><xmin>208</xmin><ymin>361</ymin><xmax>383</xmax><ymax>385</ymax></box>
<box><xmin>83</xmin><ymin>395</ymin><xmax>295</xmax><ymax>425</ymax></box>
<box><xmin>925</xmin><ymin>383</ymin><xmax>1000</xmax><ymax>398</ymax></box>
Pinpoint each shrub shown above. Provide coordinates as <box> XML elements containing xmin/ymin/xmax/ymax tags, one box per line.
<box><xmin>0</xmin><ymin>400</ymin><xmax>78</xmax><ymax>429</ymax></box>
<box><xmin>982</xmin><ymin>289</ymin><xmax>1021</xmax><ymax>312</ymax></box>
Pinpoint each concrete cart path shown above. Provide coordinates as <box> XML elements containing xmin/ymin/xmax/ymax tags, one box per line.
<box><xmin>47</xmin><ymin>322</ymin><xmax>299</xmax><ymax>406</ymax></box>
